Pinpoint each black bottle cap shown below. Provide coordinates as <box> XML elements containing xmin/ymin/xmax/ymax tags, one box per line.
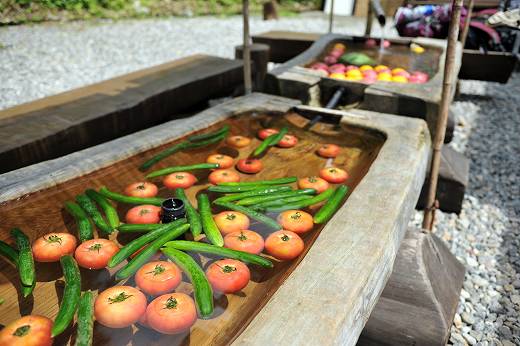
<box><xmin>161</xmin><ymin>198</ymin><xmax>185</xmax><ymax>224</ymax></box>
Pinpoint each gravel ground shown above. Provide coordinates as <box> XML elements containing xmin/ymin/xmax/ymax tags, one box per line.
<box><xmin>1</xmin><ymin>14</ymin><xmax>519</xmax><ymax>346</ymax></box>
<box><xmin>410</xmin><ymin>75</ymin><xmax>520</xmax><ymax>346</ymax></box>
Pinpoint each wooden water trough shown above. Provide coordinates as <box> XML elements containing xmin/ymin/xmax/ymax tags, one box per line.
<box><xmin>0</xmin><ymin>93</ymin><xmax>430</xmax><ymax>345</ymax></box>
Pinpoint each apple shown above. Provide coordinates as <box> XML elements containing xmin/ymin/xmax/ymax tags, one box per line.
<box><xmin>329</xmin><ymin>64</ymin><xmax>346</xmax><ymax>73</ymax></box>
<box><xmin>323</xmin><ymin>55</ymin><xmax>338</xmax><ymax>65</ymax></box>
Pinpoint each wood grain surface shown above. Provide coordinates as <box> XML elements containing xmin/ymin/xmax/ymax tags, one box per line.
<box><xmin>0</xmin><ymin>111</ymin><xmax>383</xmax><ymax>345</ymax></box>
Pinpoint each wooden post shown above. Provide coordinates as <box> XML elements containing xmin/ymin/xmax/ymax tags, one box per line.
<box><xmin>243</xmin><ymin>0</ymin><xmax>253</xmax><ymax>95</ymax></box>
<box><xmin>460</xmin><ymin>0</ymin><xmax>474</xmax><ymax>47</ymax></box>
<box><xmin>365</xmin><ymin>2</ymin><xmax>374</xmax><ymax>36</ymax></box>
<box><xmin>422</xmin><ymin>0</ymin><xmax>464</xmax><ymax>230</ymax></box>
<box><xmin>328</xmin><ymin>0</ymin><xmax>335</xmax><ymax>33</ymax></box>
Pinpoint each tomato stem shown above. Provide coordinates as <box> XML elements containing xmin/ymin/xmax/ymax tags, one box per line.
<box><xmin>308</xmin><ymin>176</ymin><xmax>318</xmax><ymax>183</ymax></box>
<box><xmin>281</xmin><ymin>234</ymin><xmax>290</xmax><ymax>242</ymax></box>
<box><xmin>45</xmin><ymin>234</ymin><xmax>62</xmax><ymax>245</ymax></box>
<box><xmin>290</xmin><ymin>212</ymin><xmax>302</xmax><ymax>220</ymax></box>
<box><xmin>88</xmin><ymin>243</ymin><xmax>102</xmax><ymax>252</ymax></box>
<box><xmin>13</xmin><ymin>325</ymin><xmax>30</xmax><ymax>337</ymax></box>
<box><xmin>146</xmin><ymin>264</ymin><xmax>165</xmax><ymax>276</ymax></box>
<box><xmin>237</xmin><ymin>232</ymin><xmax>247</xmax><ymax>241</ymax></box>
<box><xmin>225</xmin><ymin>213</ymin><xmax>236</xmax><ymax>221</ymax></box>
<box><xmin>138</xmin><ymin>209</ymin><xmax>150</xmax><ymax>216</ymax></box>
<box><xmin>108</xmin><ymin>292</ymin><xmax>133</xmax><ymax>304</ymax></box>
<box><xmin>217</xmin><ymin>264</ymin><xmax>237</xmax><ymax>273</ymax></box>
<box><xmin>175</xmin><ymin>175</ymin><xmax>185</xmax><ymax>179</ymax></box>
<box><xmin>137</xmin><ymin>184</ymin><xmax>146</xmax><ymax>190</ymax></box>
<box><xmin>163</xmin><ymin>296</ymin><xmax>178</xmax><ymax>309</ymax></box>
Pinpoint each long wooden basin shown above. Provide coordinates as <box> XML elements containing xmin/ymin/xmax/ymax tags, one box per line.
<box><xmin>0</xmin><ymin>93</ymin><xmax>430</xmax><ymax>345</ymax></box>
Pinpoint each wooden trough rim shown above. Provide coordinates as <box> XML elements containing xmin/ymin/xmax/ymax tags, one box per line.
<box><xmin>0</xmin><ymin>93</ymin><xmax>431</xmax><ymax>345</ymax></box>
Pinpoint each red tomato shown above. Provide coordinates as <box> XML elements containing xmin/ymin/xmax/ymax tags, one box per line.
<box><xmin>125</xmin><ymin>205</ymin><xmax>161</xmax><ymax>224</ymax></box>
<box><xmin>297</xmin><ymin>176</ymin><xmax>330</xmax><ymax>193</ymax></box>
<box><xmin>124</xmin><ymin>182</ymin><xmax>158</xmax><ymax>198</ymax></box>
<box><xmin>236</xmin><ymin>159</ymin><xmax>263</xmax><ymax>174</ymax></box>
<box><xmin>208</xmin><ymin>169</ymin><xmax>240</xmax><ymax>185</ymax></box>
<box><xmin>214</xmin><ymin>211</ymin><xmax>250</xmax><ymax>235</ymax></box>
<box><xmin>224</xmin><ymin>230</ymin><xmax>264</xmax><ymax>254</ymax></box>
<box><xmin>145</xmin><ymin>293</ymin><xmax>197</xmax><ymax>334</ymax></box>
<box><xmin>226</xmin><ymin>136</ymin><xmax>251</xmax><ymax>148</ymax></box>
<box><xmin>317</xmin><ymin>144</ymin><xmax>340</xmax><ymax>158</ymax></box>
<box><xmin>94</xmin><ymin>286</ymin><xmax>147</xmax><ymax>328</ymax></box>
<box><xmin>206</xmin><ymin>154</ymin><xmax>234</xmax><ymax>169</ymax></box>
<box><xmin>135</xmin><ymin>261</ymin><xmax>182</xmax><ymax>296</ymax></box>
<box><xmin>257</xmin><ymin>128</ymin><xmax>279</xmax><ymax>140</ymax></box>
<box><xmin>74</xmin><ymin>239</ymin><xmax>120</xmax><ymax>270</ymax></box>
<box><xmin>0</xmin><ymin>315</ymin><xmax>53</xmax><ymax>346</ymax></box>
<box><xmin>319</xmin><ymin>167</ymin><xmax>349</xmax><ymax>183</ymax></box>
<box><xmin>206</xmin><ymin>259</ymin><xmax>250</xmax><ymax>293</ymax></box>
<box><xmin>31</xmin><ymin>233</ymin><xmax>77</xmax><ymax>263</ymax></box>
<box><xmin>277</xmin><ymin>134</ymin><xmax>298</xmax><ymax>148</ymax></box>
<box><xmin>265</xmin><ymin>230</ymin><xmax>304</xmax><ymax>261</ymax></box>
<box><xmin>277</xmin><ymin>210</ymin><xmax>314</xmax><ymax>234</ymax></box>
<box><xmin>163</xmin><ymin>172</ymin><xmax>197</xmax><ymax>189</ymax></box>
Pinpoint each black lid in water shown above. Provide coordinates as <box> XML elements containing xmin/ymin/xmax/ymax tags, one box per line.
<box><xmin>161</xmin><ymin>198</ymin><xmax>185</xmax><ymax>223</ymax></box>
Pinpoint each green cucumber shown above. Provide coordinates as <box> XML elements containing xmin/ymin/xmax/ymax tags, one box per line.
<box><xmin>175</xmin><ymin>188</ymin><xmax>202</xmax><ymax>237</ymax></box>
<box><xmin>253</xmin><ymin>127</ymin><xmax>288</xmax><ymax>156</ymax></box>
<box><xmin>108</xmin><ymin>219</ymin><xmax>187</xmax><ymax>268</ymax></box>
<box><xmin>161</xmin><ymin>247</ymin><xmax>213</xmax><ymax>318</ymax></box>
<box><xmin>313</xmin><ymin>185</ymin><xmax>349</xmax><ymax>224</ymax></box>
<box><xmin>85</xmin><ymin>189</ymin><xmax>119</xmax><ymax>230</ymax></box>
<box><xmin>10</xmin><ymin>228</ymin><xmax>35</xmax><ymax>287</ymax></box>
<box><xmin>188</xmin><ymin>124</ymin><xmax>230</xmax><ymax>142</ymax></box>
<box><xmin>236</xmin><ymin>188</ymin><xmax>316</xmax><ymax>206</ymax></box>
<box><xmin>64</xmin><ymin>201</ymin><xmax>93</xmax><ymax>242</ymax></box>
<box><xmin>52</xmin><ymin>255</ymin><xmax>81</xmax><ymax>337</ymax></box>
<box><xmin>99</xmin><ymin>186</ymin><xmax>164</xmax><ymax>206</ymax></box>
<box><xmin>217</xmin><ymin>176</ymin><xmax>297</xmax><ymax>186</ymax></box>
<box><xmin>213</xmin><ymin>201</ymin><xmax>281</xmax><ymax>231</ymax></box>
<box><xmin>207</xmin><ymin>185</ymin><xmax>272</xmax><ymax>193</ymax></box>
<box><xmin>146</xmin><ymin>163</ymin><xmax>219</xmax><ymax>179</ymax></box>
<box><xmin>197</xmin><ymin>194</ymin><xmax>223</xmax><ymax>246</ymax></box>
<box><xmin>252</xmin><ymin>195</ymin><xmax>314</xmax><ymax>211</ymax></box>
<box><xmin>21</xmin><ymin>281</ymin><xmax>36</xmax><ymax>298</ymax></box>
<box><xmin>0</xmin><ymin>240</ymin><xmax>19</xmax><ymax>267</ymax></box>
<box><xmin>140</xmin><ymin>130</ymin><xmax>228</xmax><ymax>171</ymax></box>
<box><xmin>263</xmin><ymin>188</ymin><xmax>335</xmax><ymax>212</ymax></box>
<box><xmin>115</xmin><ymin>224</ymin><xmax>190</xmax><ymax>280</ymax></box>
<box><xmin>116</xmin><ymin>223</ymin><xmax>164</xmax><ymax>232</ymax></box>
<box><xmin>163</xmin><ymin>240</ymin><xmax>273</xmax><ymax>268</ymax></box>
<box><xmin>75</xmin><ymin>291</ymin><xmax>94</xmax><ymax>346</ymax></box>
<box><xmin>213</xmin><ymin>186</ymin><xmax>292</xmax><ymax>204</ymax></box>
<box><xmin>76</xmin><ymin>194</ymin><xmax>112</xmax><ymax>234</ymax></box>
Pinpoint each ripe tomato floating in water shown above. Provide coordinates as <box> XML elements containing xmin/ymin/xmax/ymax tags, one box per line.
<box><xmin>277</xmin><ymin>210</ymin><xmax>314</xmax><ymax>234</ymax></box>
<box><xmin>257</xmin><ymin>128</ymin><xmax>279</xmax><ymax>140</ymax></box>
<box><xmin>145</xmin><ymin>293</ymin><xmax>197</xmax><ymax>334</ymax></box>
<box><xmin>319</xmin><ymin>167</ymin><xmax>349</xmax><ymax>184</ymax></box>
<box><xmin>124</xmin><ymin>182</ymin><xmax>158</xmax><ymax>198</ymax></box>
<box><xmin>208</xmin><ymin>169</ymin><xmax>240</xmax><ymax>185</ymax></box>
<box><xmin>206</xmin><ymin>154</ymin><xmax>234</xmax><ymax>169</ymax></box>
<box><xmin>94</xmin><ymin>286</ymin><xmax>147</xmax><ymax>328</ymax></box>
<box><xmin>224</xmin><ymin>230</ymin><xmax>264</xmax><ymax>254</ymax></box>
<box><xmin>0</xmin><ymin>315</ymin><xmax>53</xmax><ymax>346</ymax></box>
<box><xmin>277</xmin><ymin>134</ymin><xmax>298</xmax><ymax>148</ymax></box>
<box><xmin>298</xmin><ymin>176</ymin><xmax>330</xmax><ymax>193</ymax></box>
<box><xmin>317</xmin><ymin>144</ymin><xmax>340</xmax><ymax>158</ymax></box>
<box><xmin>265</xmin><ymin>230</ymin><xmax>304</xmax><ymax>261</ymax></box>
<box><xmin>125</xmin><ymin>205</ymin><xmax>161</xmax><ymax>224</ymax></box>
<box><xmin>214</xmin><ymin>211</ymin><xmax>250</xmax><ymax>235</ymax></box>
<box><xmin>206</xmin><ymin>259</ymin><xmax>250</xmax><ymax>293</ymax></box>
<box><xmin>236</xmin><ymin>159</ymin><xmax>263</xmax><ymax>174</ymax></box>
<box><xmin>135</xmin><ymin>261</ymin><xmax>182</xmax><ymax>296</ymax></box>
<box><xmin>227</xmin><ymin>136</ymin><xmax>251</xmax><ymax>148</ymax></box>
<box><xmin>74</xmin><ymin>238</ymin><xmax>119</xmax><ymax>270</ymax></box>
<box><xmin>32</xmin><ymin>232</ymin><xmax>77</xmax><ymax>263</ymax></box>
<box><xmin>163</xmin><ymin>172</ymin><xmax>197</xmax><ymax>189</ymax></box>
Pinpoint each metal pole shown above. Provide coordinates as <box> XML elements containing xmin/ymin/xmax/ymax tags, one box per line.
<box><xmin>365</xmin><ymin>2</ymin><xmax>373</xmax><ymax>36</ymax></box>
<box><xmin>243</xmin><ymin>0</ymin><xmax>252</xmax><ymax>95</ymax></box>
<box><xmin>422</xmin><ymin>0</ymin><xmax>464</xmax><ymax>230</ymax></box>
<box><xmin>328</xmin><ymin>0</ymin><xmax>335</xmax><ymax>33</ymax></box>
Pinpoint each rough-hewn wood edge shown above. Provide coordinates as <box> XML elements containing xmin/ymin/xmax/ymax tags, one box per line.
<box><xmin>0</xmin><ymin>93</ymin><xmax>299</xmax><ymax>203</ymax></box>
<box><xmin>233</xmin><ymin>106</ymin><xmax>431</xmax><ymax>345</ymax></box>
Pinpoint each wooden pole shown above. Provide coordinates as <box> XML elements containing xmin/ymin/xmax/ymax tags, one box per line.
<box><xmin>460</xmin><ymin>0</ymin><xmax>475</xmax><ymax>47</ymax></box>
<box><xmin>328</xmin><ymin>0</ymin><xmax>335</xmax><ymax>33</ymax></box>
<box><xmin>243</xmin><ymin>0</ymin><xmax>253</xmax><ymax>95</ymax></box>
<box><xmin>422</xmin><ymin>0</ymin><xmax>464</xmax><ymax>230</ymax></box>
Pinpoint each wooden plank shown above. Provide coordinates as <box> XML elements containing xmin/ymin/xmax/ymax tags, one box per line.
<box><xmin>0</xmin><ymin>55</ymin><xmax>244</xmax><ymax>174</ymax></box>
<box><xmin>252</xmin><ymin>31</ymin><xmax>319</xmax><ymax>63</ymax></box>
<box><xmin>459</xmin><ymin>49</ymin><xmax>517</xmax><ymax>83</ymax></box>
<box><xmin>0</xmin><ymin>93</ymin><xmax>430</xmax><ymax>345</ymax></box>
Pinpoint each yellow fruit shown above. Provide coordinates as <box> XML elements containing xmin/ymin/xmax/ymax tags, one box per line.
<box><xmin>377</xmin><ymin>72</ymin><xmax>392</xmax><ymax>81</ymax></box>
<box><xmin>392</xmin><ymin>75</ymin><xmax>409</xmax><ymax>83</ymax></box>
<box><xmin>346</xmin><ymin>69</ymin><xmax>363</xmax><ymax>78</ymax></box>
<box><xmin>359</xmin><ymin>65</ymin><xmax>374</xmax><ymax>71</ymax></box>
<box><xmin>391</xmin><ymin>67</ymin><xmax>407</xmax><ymax>75</ymax></box>
<box><xmin>345</xmin><ymin>75</ymin><xmax>363</xmax><ymax>81</ymax></box>
<box><xmin>333</xmin><ymin>43</ymin><xmax>347</xmax><ymax>51</ymax></box>
<box><xmin>329</xmin><ymin>73</ymin><xmax>346</xmax><ymax>80</ymax></box>
<box><xmin>374</xmin><ymin>65</ymin><xmax>389</xmax><ymax>72</ymax></box>
<box><xmin>410</xmin><ymin>43</ymin><xmax>425</xmax><ymax>54</ymax></box>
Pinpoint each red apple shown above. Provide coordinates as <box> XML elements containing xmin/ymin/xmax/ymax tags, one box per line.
<box><xmin>329</xmin><ymin>64</ymin><xmax>346</xmax><ymax>73</ymax></box>
<box><xmin>323</xmin><ymin>55</ymin><xmax>338</xmax><ymax>65</ymax></box>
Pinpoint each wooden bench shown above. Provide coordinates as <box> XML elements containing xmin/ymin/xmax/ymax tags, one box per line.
<box><xmin>0</xmin><ymin>54</ymin><xmax>244</xmax><ymax>174</ymax></box>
